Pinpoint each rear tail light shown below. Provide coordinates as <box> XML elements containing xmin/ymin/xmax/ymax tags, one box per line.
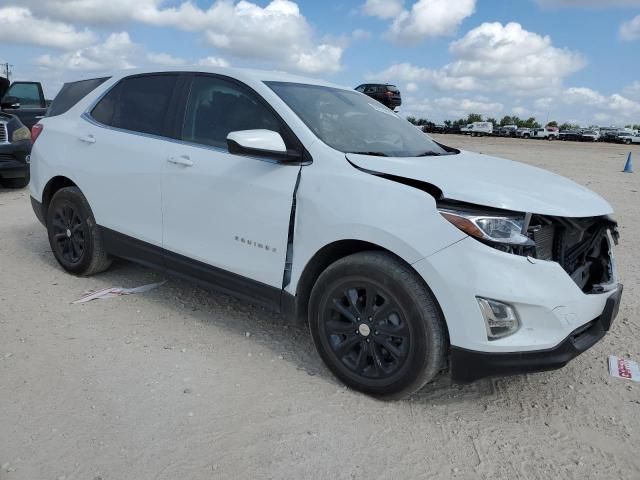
<box><xmin>31</xmin><ymin>124</ymin><xmax>43</xmax><ymax>143</ymax></box>
<box><xmin>385</xmin><ymin>91</ymin><xmax>394</xmax><ymax>97</ymax></box>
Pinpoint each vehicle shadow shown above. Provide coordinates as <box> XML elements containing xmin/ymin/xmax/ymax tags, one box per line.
<box><xmin>15</xmin><ymin>220</ymin><xmax>546</xmax><ymax>405</ymax></box>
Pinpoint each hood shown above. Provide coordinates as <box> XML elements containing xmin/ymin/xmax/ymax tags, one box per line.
<box><xmin>346</xmin><ymin>150</ymin><xmax>613</xmax><ymax>217</ymax></box>
<box><xmin>0</xmin><ymin>77</ymin><xmax>8</xmax><ymax>99</ymax></box>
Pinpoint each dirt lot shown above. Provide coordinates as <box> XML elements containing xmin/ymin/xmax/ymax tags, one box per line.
<box><xmin>1</xmin><ymin>136</ymin><xmax>639</xmax><ymax>480</ymax></box>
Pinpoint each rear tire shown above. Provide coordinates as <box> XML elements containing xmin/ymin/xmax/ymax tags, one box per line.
<box><xmin>46</xmin><ymin>187</ymin><xmax>112</xmax><ymax>276</ymax></box>
<box><xmin>308</xmin><ymin>251</ymin><xmax>447</xmax><ymax>399</ymax></box>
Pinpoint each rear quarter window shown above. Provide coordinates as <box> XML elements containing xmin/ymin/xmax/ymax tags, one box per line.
<box><xmin>47</xmin><ymin>77</ymin><xmax>110</xmax><ymax>117</ymax></box>
<box><xmin>90</xmin><ymin>74</ymin><xmax>178</xmax><ymax>137</ymax></box>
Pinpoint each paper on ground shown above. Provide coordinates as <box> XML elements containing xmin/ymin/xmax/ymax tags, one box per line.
<box><xmin>72</xmin><ymin>280</ymin><xmax>167</xmax><ymax>304</ymax></box>
<box><xmin>608</xmin><ymin>355</ymin><xmax>640</xmax><ymax>382</ymax></box>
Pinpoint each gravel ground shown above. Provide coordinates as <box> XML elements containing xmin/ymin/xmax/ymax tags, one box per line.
<box><xmin>1</xmin><ymin>136</ymin><xmax>639</xmax><ymax>480</ymax></box>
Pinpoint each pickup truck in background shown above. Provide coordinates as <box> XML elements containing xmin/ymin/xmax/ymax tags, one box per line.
<box><xmin>0</xmin><ymin>77</ymin><xmax>48</xmax><ymax>129</ymax></box>
<box><xmin>531</xmin><ymin>127</ymin><xmax>559</xmax><ymax>140</ymax></box>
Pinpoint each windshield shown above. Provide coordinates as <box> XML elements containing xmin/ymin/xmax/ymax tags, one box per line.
<box><xmin>266</xmin><ymin>81</ymin><xmax>450</xmax><ymax>157</ymax></box>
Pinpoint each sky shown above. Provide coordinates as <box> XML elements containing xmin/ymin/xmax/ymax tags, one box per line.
<box><xmin>1</xmin><ymin>0</ymin><xmax>640</xmax><ymax>126</ymax></box>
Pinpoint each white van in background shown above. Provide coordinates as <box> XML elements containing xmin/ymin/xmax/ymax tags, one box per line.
<box><xmin>461</xmin><ymin>122</ymin><xmax>493</xmax><ymax>136</ymax></box>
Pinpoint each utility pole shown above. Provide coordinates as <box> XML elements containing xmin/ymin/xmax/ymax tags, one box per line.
<box><xmin>1</xmin><ymin>62</ymin><xmax>12</xmax><ymax>81</ymax></box>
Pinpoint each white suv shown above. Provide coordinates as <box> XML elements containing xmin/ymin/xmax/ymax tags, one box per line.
<box><xmin>29</xmin><ymin>68</ymin><xmax>622</xmax><ymax>398</ymax></box>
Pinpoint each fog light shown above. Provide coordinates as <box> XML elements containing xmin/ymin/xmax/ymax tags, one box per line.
<box><xmin>476</xmin><ymin>297</ymin><xmax>520</xmax><ymax>340</ymax></box>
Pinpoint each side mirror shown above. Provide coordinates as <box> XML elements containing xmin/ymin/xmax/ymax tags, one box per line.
<box><xmin>1</xmin><ymin>96</ymin><xmax>20</xmax><ymax>109</ymax></box>
<box><xmin>227</xmin><ymin>129</ymin><xmax>301</xmax><ymax>162</ymax></box>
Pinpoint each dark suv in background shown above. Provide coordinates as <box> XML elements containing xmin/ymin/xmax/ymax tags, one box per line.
<box><xmin>355</xmin><ymin>83</ymin><xmax>401</xmax><ymax>110</ymax></box>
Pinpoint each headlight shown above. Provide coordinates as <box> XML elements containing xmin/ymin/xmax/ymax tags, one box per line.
<box><xmin>439</xmin><ymin>207</ymin><xmax>533</xmax><ymax>246</ymax></box>
<box><xmin>12</xmin><ymin>126</ymin><xmax>31</xmax><ymax>142</ymax></box>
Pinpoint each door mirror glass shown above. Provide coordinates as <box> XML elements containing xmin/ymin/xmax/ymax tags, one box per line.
<box><xmin>227</xmin><ymin>129</ymin><xmax>288</xmax><ymax>158</ymax></box>
<box><xmin>1</xmin><ymin>96</ymin><xmax>20</xmax><ymax>109</ymax></box>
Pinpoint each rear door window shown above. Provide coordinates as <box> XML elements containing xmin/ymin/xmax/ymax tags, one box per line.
<box><xmin>48</xmin><ymin>77</ymin><xmax>110</xmax><ymax>117</ymax></box>
<box><xmin>90</xmin><ymin>74</ymin><xmax>178</xmax><ymax>137</ymax></box>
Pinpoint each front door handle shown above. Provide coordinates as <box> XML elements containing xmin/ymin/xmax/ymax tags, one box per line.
<box><xmin>167</xmin><ymin>155</ymin><xmax>194</xmax><ymax>167</ymax></box>
<box><xmin>79</xmin><ymin>134</ymin><xmax>96</xmax><ymax>144</ymax></box>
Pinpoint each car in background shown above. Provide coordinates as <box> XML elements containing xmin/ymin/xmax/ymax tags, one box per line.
<box><xmin>354</xmin><ymin>83</ymin><xmax>401</xmax><ymax>110</ymax></box>
<box><xmin>461</xmin><ymin>122</ymin><xmax>493</xmax><ymax>136</ymax></box>
<box><xmin>531</xmin><ymin>127</ymin><xmax>559</xmax><ymax>141</ymax></box>
<box><xmin>515</xmin><ymin>128</ymin><xmax>531</xmax><ymax>139</ymax></box>
<box><xmin>615</xmin><ymin>132</ymin><xmax>640</xmax><ymax>145</ymax></box>
<box><xmin>444</xmin><ymin>124</ymin><xmax>462</xmax><ymax>135</ymax></box>
<box><xmin>0</xmin><ymin>111</ymin><xmax>31</xmax><ymax>188</ymax></box>
<box><xmin>559</xmin><ymin>129</ymin><xmax>584</xmax><ymax>141</ymax></box>
<box><xmin>424</xmin><ymin>124</ymin><xmax>446</xmax><ymax>134</ymax></box>
<box><xmin>498</xmin><ymin>125</ymin><xmax>518</xmax><ymax>137</ymax></box>
<box><xmin>581</xmin><ymin>130</ymin><xmax>601</xmax><ymax>142</ymax></box>
<box><xmin>0</xmin><ymin>77</ymin><xmax>49</xmax><ymax>129</ymax></box>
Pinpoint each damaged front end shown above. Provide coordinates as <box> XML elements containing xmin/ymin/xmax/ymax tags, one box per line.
<box><xmin>527</xmin><ymin>214</ymin><xmax>618</xmax><ymax>294</ymax></box>
<box><xmin>437</xmin><ymin>201</ymin><xmax>619</xmax><ymax>294</ymax></box>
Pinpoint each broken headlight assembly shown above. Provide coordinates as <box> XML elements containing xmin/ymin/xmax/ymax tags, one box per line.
<box><xmin>438</xmin><ymin>205</ymin><xmax>533</xmax><ymax>252</ymax></box>
<box><xmin>438</xmin><ymin>202</ymin><xmax>620</xmax><ymax>295</ymax></box>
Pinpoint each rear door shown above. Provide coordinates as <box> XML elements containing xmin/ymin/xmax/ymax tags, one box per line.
<box><xmin>161</xmin><ymin>74</ymin><xmax>302</xmax><ymax>300</ymax></box>
<box><xmin>75</xmin><ymin>73</ymin><xmax>181</xmax><ymax>251</ymax></box>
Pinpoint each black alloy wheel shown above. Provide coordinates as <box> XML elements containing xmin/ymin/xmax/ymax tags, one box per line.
<box><xmin>309</xmin><ymin>252</ymin><xmax>447</xmax><ymax>399</ymax></box>
<box><xmin>50</xmin><ymin>202</ymin><xmax>86</xmax><ymax>264</ymax></box>
<box><xmin>46</xmin><ymin>187</ymin><xmax>112</xmax><ymax>276</ymax></box>
<box><xmin>321</xmin><ymin>282</ymin><xmax>410</xmax><ymax>380</ymax></box>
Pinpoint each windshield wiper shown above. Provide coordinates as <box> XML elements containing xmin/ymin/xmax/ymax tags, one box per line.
<box><xmin>346</xmin><ymin>151</ymin><xmax>390</xmax><ymax>157</ymax></box>
<box><xmin>416</xmin><ymin>151</ymin><xmax>442</xmax><ymax>156</ymax></box>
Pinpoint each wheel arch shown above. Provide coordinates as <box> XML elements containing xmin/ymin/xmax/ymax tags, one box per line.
<box><xmin>41</xmin><ymin>176</ymin><xmax>78</xmax><ymax>221</ymax></box>
<box><xmin>289</xmin><ymin>239</ymin><xmax>451</xmax><ymax>346</ymax></box>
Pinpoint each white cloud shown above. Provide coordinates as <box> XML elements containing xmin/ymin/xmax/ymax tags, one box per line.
<box><xmin>555</xmin><ymin>87</ymin><xmax>640</xmax><ymax>123</ymax></box>
<box><xmin>146</xmin><ymin>52</ymin><xmax>187</xmax><ymax>67</ymax></box>
<box><xmin>623</xmin><ymin>81</ymin><xmax>640</xmax><ymax>101</ymax></box>
<box><xmin>620</xmin><ymin>15</ymin><xmax>640</xmax><ymax>41</ymax></box>
<box><xmin>10</xmin><ymin>0</ymin><xmax>344</xmax><ymax>75</ymax></box>
<box><xmin>352</xmin><ymin>29</ymin><xmax>373</xmax><ymax>40</ymax></box>
<box><xmin>536</xmin><ymin>0</ymin><xmax>640</xmax><ymax>7</ymax></box>
<box><xmin>36</xmin><ymin>32</ymin><xmax>139</xmax><ymax>71</ymax></box>
<box><xmin>434</xmin><ymin>96</ymin><xmax>503</xmax><ymax>117</ymax></box>
<box><xmin>386</xmin><ymin>0</ymin><xmax>476</xmax><ymax>44</ymax></box>
<box><xmin>369</xmin><ymin>22</ymin><xmax>585</xmax><ymax>94</ymax></box>
<box><xmin>0</xmin><ymin>7</ymin><xmax>96</xmax><ymax>50</ymax></box>
<box><xmin>2</xmin><ymin>0</ymin><xmax>164</xmax><ymax>24</ymax></box>
<box><xmin>402</xmin><ymin>95</ymin><xmax>502</xmax><ymax>120</ymax></box>
<box><xmin>197</xmin><ymin>56</ymin><xmax>231</xmax><ymax>68</ymax></box>
<box><xmin>361</xmin><ymin>0</ymin><xmax>404</xmax><ymax>19</ymax></box>
<box><xmin>406</xmin><ymin>82</ymin><xmax>419</xmax><ymax>92</ymax></box>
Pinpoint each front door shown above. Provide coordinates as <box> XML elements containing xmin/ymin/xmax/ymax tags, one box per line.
<box><xmin>161</xmin><ymin>74</ymin><xmax>302</xmax><ymax>299</ymax></box>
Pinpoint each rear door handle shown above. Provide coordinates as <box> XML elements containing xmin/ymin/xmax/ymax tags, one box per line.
<box><xmin>79</xmin><ymin>134</ymin><xmax>96</xmax><ymax>144</ymax></box>
<box><xmin>167</xmin><ymin>155</ymin><xmax>194</xmax><ymax>167</ymax></box>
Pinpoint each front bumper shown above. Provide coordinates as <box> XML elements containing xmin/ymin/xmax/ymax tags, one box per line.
<box><xmin>0</xmin><ymin>139</ymin><xmax>30</xmax><ymax>179</ymax></box>
<box><xmin>450</xmin><ymin>285</ymin><xmax>622</xmax><ymax>382</ymax></box>
<box><xmin>414</xmin><ymin>237</ymin><xmax>620</xmax><ymax>352</ymax></box>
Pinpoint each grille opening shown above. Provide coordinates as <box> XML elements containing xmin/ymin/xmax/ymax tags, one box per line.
<box><xmin>528</xmin><ymin>215</ymin><xmax>616</xmax><ymax>294</ymax></box>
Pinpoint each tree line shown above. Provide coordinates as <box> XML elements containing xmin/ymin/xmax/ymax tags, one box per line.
<box><xmin>406</xmin><ymin>113</ymin><xmax>640</xmax><ymax>131</ymax></box>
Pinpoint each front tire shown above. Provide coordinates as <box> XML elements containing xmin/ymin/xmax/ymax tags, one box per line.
<box><xmin>46</xmin><ymin>187</ymin><xmax>112</xmax><ymax>276</ymax></box>
<box><xmin>309</xmin><ymin>252</ymin><xmax>447</xmax><ymax>399</ymax></box>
